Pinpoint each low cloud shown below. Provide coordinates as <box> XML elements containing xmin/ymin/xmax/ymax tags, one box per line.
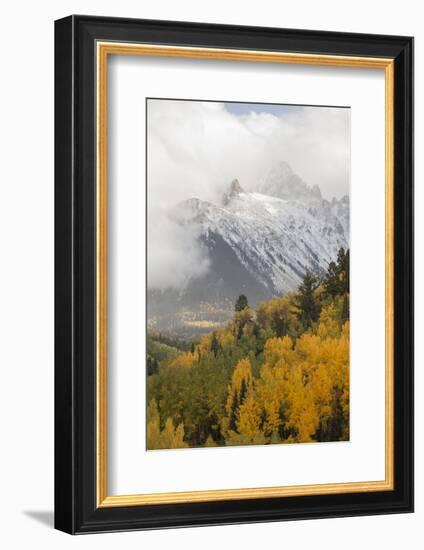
<box><xmin>148</xmin><ymin>202</ymin><xmax>210</xmax><ymax>290</ymax></box>
<box><xmin>147</xmin><ymin>99</ymin><xmax>350</xmax><ymax>291</ymax></box>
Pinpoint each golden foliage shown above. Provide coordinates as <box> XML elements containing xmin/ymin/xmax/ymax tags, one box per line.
<box><xmin>225</xmin><ymin>358</ymin><xmax>253</xmax><ymax>416</ymax></box>
<box><xmin>237</xmin><ymin>390</ymin><xmax>262</xmax><ymax>438</ymax></box>
<box><xmin>231</xmin><ymin>358</ymin><xmax>253</xmax><ymax>392</ymax></box>
<box><xmin>168</xmin><ymin>351</ymin><xmax>197</xmax><ymax>369</ymax></box>
<box><xmin>147</xmin><ymin>399</ymin><xmax>188</xmax><ymax>449</ymax></box>
<box><xmin>218</xmin><ymin>330</ymin><xmax>236</xmax><ymax>350</ymax></box>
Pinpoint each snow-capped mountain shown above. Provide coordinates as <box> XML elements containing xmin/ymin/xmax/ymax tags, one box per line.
<box><xmin>174</xmin><ymin>162</ymin><xmax>349</xmax><ymax>299</ymax></box>
<box><xmin>148</xmin><ymin>162</ymin><xmax>349</xmax><ymax>335</ymax></box>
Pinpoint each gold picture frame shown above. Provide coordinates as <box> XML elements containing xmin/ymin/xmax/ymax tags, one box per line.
<box><xmin>96</xmin><ymin>42</ymin><xmax>394</xmax><ymax>508</ymax></box>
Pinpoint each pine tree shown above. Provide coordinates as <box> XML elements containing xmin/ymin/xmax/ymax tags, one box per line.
<box><xmin>296</xmin><ymin>271</ymin><xmax>320</xmax><ymax>329</ymax></box>
<box><xmin>235</xmin><ymin>294</ymin><xmax>249</xmax><ymax>312</ymax></box>
<box><xmin>272</xmin><ymin>309</ymin><xmax>287</xmax><ymax>337</ymax></box>
<box><xmin>252</xmin><ymin>322</ymin><xmax>264</xmax><ymax>356</ymax></box>
<box><xmin>252</xmin><ymin>322</ymin><xmax>260</xmax><ymax>340</ymax></box>
<box><xmin>239</xmin><ymin>378</ymin><xmax>248</xmax><ymax>405</ymax></box>
<box><xmin>324</xmin><ymin>248</ymin><xmax>350</xmax><ymax>297</ymax></box>
<box><xmin>341</xmin><ymin>293</ymin><xmax>349</xmax><ymax>323</ymax></box>
<box><xmin>324</xmin><ymin>260</ymin><xmax>340</xmax><ymax>297</ymax></box>
<box><xmin>210</xmin><ymin>332</ymin><xmax>219</xmax><ymax>357</ymax></box>
<box><xmin>229</xmin><ymin>390</ymin><xmax>239</xmax><ymax>432</ymax></box>
<box><xmin>338</xmin><ymin>248</ymin><xmax>350</xmax><ymax>294</ymax></box>
<box><xmin>147</xmin><ymin>355</ymin><xmax>159</xmax><ymax>376</ymax></box>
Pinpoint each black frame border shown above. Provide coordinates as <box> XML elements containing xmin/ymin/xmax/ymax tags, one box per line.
<box><xmin>54</xmin><ymin>15</ymin><xmax>414</xmax><ymax>534</ymax></box>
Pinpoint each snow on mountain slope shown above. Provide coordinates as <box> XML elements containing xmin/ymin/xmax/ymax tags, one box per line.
<box><xmin>173</xmin><ymin>162</ymin><xmax>349</xmax><ymax>298</ymax></box>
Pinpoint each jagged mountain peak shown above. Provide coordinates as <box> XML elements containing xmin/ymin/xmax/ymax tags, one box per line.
<box><xmin>259</xmin><ymin>161</ymin><xmax>322</xmax><ymax>202</ymax></box>
<box><xmin>269</xmin><ymin>160</ymin><xmax>295</xmax><ymax>179</ymax></box>
<box><xmin>230</xmin><ymin>178</ymin><xmax>244</xmax><ymax>194</ymax></box>
<box><xmin>223</xmin><ymin>178</ymin><xmax>245</xmax><ymax>205</ymax></box>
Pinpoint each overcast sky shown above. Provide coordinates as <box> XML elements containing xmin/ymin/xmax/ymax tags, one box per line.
<box><xmin>147</xmin><ymin>99</ymin><xmax>350</xmax><ymax>291</ymax></box>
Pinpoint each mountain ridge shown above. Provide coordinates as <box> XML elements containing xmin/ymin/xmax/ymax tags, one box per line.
<box><xmin>148</xmin><ymin>162</ymin><xmax>349</xmax><ymax>336</ymax></box>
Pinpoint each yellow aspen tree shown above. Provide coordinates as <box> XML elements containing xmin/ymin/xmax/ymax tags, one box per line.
<box><xmin>256</xmin><ymin>363</ymin><xmax>281</xmax><ymax>436</ymax></box>
<box><xmin>218</xmin><ymin>329</ymin><xmax>235</xmax><ymax>350</ymax></box>
<box><xmin>146</xmin><ymin>399</ymin><xmax>187</xmax><ymax>449</ymax></box>
<box><xmin>204</xmin><ymin>435</ymin><xmax>216</xmax><ymax>447</ymax></box>
<box><xmin>146</xmin><ymin>399</ymin><xmax>162</xmax><ymax>450</ymax></box>
<box><xmin>316</xmin><ymin>302</ymin><xmax>341</xmax><ymax>339</ymax></box>
<box><xmin>225</xmin><ymin>358</ymin><xmax>253</xmax><ymax>415</ymax></box>
<box><xmin>168</xmin><ymin>351</ymin><xmax>197</xmax><ymax>369</ymax></box>
<box><xmin>161</xmin><ymin>418</ymin><xmax>187</xmax><ymax>449</ymax></box>
<box><xmin>236</xmin><ymin>390</ymin><xmax>261</xmax><ymax>439</ymax></box>
<box><xmin>255</xmin><ymin>337</ymin><xmax>294</xmax><ymax>438</ymax></box>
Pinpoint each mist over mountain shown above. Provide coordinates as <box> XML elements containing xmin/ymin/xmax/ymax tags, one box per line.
<box><xmin>147</xmin><ymin>162</ymin><xmax>349</xmax><ymax>338</ymax></box>
<box><xmin>258</xmin><ymin>161</ymin><xmax>323</xmax><ymax>202</ymax></box>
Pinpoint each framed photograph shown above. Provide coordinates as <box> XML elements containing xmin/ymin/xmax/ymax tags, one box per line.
<box><xmin>54</xmin><ymin>15</ymin><xmax>413</xmax><ymax>534</ymax></box>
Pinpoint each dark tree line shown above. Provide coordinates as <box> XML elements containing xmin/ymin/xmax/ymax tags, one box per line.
<box><xmin>295</xmin><ymin>247</ymin><xmax>350</xmax><ymax>331</ymax></box>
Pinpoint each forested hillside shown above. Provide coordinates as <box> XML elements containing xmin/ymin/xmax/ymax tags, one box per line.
<box><xmin>147</xmin><ymin>248</ymin><xmax>350</xmax><ymax>450</ymax></box>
